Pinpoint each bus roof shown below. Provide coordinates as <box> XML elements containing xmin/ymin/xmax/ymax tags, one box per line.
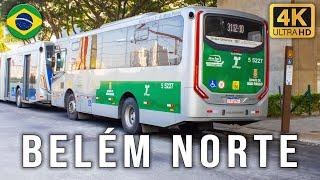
<box><xmin>3</xmin><ymin>41</ymin><xmax>54</xmax><ymax>56</ymax></box>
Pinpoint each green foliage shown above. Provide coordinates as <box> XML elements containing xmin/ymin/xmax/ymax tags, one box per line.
<box><xmin>0</xmin><ymin>0</ymin><xmax>217</xmax><ymax>41</ymax></box>
<box><xmin>268</xmin><ymin>94</ymin><xmax>320</xmax><ymax>117</ymax></box>
<box><xmin>268</xmin><ymin>94</ymin><xmax>282</xmax><ymax>117</ymax></box>
<box><xmin>0</xmin><ymin>21</ymin><xmax>19</xmax><ymax>52</ymax></box>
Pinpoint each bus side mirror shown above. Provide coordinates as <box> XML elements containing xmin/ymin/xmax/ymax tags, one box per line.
<box><xmin>134</xmin><ymin>27</ymin><xmax>149</xmax><ymax>42</ymax></box>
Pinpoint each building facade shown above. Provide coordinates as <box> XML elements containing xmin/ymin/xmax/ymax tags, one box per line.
<box><xmin>217</xmin><ymin>0</ymin><xmax>320</xmax><ymax>95</ymax></box>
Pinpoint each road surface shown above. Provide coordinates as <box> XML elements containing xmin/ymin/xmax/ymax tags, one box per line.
<box><xmin>0</xmin><ymin>102</ymin><xmax>319</xmax><ymax>180</ymax></box>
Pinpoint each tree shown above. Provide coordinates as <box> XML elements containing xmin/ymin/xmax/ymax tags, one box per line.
<box><xmin>0</xmin><ymin>22</ymin><xmax>19</xmax><ymax>52</ymax></box>
<box><xmin>0</xmin><ymin>0</ymin><xmax>217</xmax><ymax>41</ymax></box>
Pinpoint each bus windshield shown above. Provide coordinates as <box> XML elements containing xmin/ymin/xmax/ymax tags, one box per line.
<box><xmin>205</xmin><ymin>16</ymin><xmax>264</xmax><ymax>49</ymax></box>
<box><xmin>46</xmin><ymin>45</ymin><xmax>55</xmax><ymax>65</ymax></box>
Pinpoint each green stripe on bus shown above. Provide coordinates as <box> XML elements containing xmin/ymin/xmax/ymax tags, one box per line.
<box><xmin>96</xmin><ymin>81</ymin><xmax>181</xmax><ymax>113</ymax></box>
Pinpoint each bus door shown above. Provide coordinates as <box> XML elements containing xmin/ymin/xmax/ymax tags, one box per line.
<box><xmin>4</xmin><ymin>58</ymin><xmax>11</xmax><ymax>98</ymax></box>
<box><xmin>50</xmin><ymin>48</ymin><xmax>66</xmax><ymax>107</ymax></box>
<box><xmin>23</xmin><ymin>55</ymin><xmax>31</xmax><ymax>101</ymax></box>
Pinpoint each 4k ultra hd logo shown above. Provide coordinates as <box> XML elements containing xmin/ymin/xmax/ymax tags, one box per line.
<box><xmin>270</xmin><ymin>4</ymin><xmax>315</xmax><ymax>38</ymax></box>
<box><xmin>6</xmin><ymin>4</ymin><xmax>43</xmax><ymax>40</ymax></box>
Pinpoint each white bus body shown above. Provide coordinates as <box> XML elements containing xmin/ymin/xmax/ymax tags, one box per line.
<box><xmin>0</xmin><ymin>42</ymin><xmax>55</xmax><ymax>107</ymax></box>
<box><xmin>51</xmin><ymin>7</ymin><xmax>269</xmax><ymax>133</ymax></box>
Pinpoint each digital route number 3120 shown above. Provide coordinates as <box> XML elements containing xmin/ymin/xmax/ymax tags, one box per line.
<box><xmin>270</xmin><ymin>4</ymin><xmax>315</xmax><ymax>39</ymax></box>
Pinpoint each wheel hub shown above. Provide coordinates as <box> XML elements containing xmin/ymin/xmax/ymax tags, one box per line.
<box><xmin>68</xmin><ymin>101</ymin><xmax>76</xmax><ymax>113</ymax></box>
<box><xmin>17</xmin><ymin>94</ymin><xmax>21</xmax><ymax>105</ymax></box>
<box><xmin>125</xmin><ymin>105</ymin><xmax>135</xmax><ymax>127</ymax></box>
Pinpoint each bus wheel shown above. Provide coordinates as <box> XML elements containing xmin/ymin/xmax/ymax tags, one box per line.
<box><xmin>16</xmin><ymin>88</ymin><xmax>23</xmax><ymax>108</ymax></box>
<box><xmin>67</xmin><ymin>93</ymin><xmax>78</xmax><ymax>120</ymax></box>
<box><xmin>179</xmin><ymin>123</ymin><xmax>199</xmax><ymax>134</ymax></box>
<box><xmin>121</xmin><ymin>97</ymin><xmax>141</xmax><ymax>134</ymax></box>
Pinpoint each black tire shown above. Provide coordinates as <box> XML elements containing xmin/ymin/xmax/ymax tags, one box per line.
<box><xmin>121</xmin><ymin>97</ymin><xmax>141</xmax><ymax>134</ymax></box>
<box><xmin>179</xmin><ymin>123</ymin><xmax>198</xmax><ymax>134</ymax></box>
<box><xmin>16</xmin><ymin>88</ymin><xmax>23</xmax><ymax>108</ymax></box>
<box><xmin>66</xmin><ymin>93</ymin><xmax>78</xmax><ymax>120</ymax></box>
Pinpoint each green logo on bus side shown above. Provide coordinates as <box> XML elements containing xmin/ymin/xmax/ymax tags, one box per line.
<box><xmin>96</xmin><ymin>81</ymin><xmax>181</xmax><ymax>113</ymax></box>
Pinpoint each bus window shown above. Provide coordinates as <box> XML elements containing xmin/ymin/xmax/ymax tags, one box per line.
<box><xmin>101</xmin><ymin>28</ymin><xmax>128</xmax><ymax>69</ymax></box>
<box><xmin>45</xmin><ymin>45</ymin><xmax>54</xmax><ymax>83</ymax></box>
<box><xmin>127</xmin><ymin>21</ymin><xmax>159</xmax><ymax>67</ymax></box>
<box><xmin>69</xmin><ymin>38</ymin><xmax>90</xmax><ymax>71</ymax></box>
<box><xmin>90</xmin><ymin>35</ymin><xmax>98</xmax><ymax>69</ymax></box>
<box><xmin>157</xmin><ymin>16</ymin><xmax>183</xmax><ymax>66</ymax></box>
<box><xmin>71</xmin><ymin>41</ymin><xmax>80</xmax><ymax>51</ymax></box>
<box><xmin>56</xmin><ymin>50</ymin><xmax>66</xmax><ymax>72</ymax></box>
<box><xmin>46</xmin><ymin>45</ymin><xmax>54</xmax><ymax>67</ymax></box>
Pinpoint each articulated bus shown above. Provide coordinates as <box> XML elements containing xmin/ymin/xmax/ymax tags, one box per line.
<box><xmin>51</xmin><ymin>6</ymin><xmax>269</xmax><ymax>133</ymax></box>
<box><xmin>0</xmin><ymin>42</ymin><xmax>55</xmax><ymax>107</ymax></box>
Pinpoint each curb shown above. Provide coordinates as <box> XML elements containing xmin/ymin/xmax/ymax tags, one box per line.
<box><xmin>212</xmin><ymin>123</ymin><xmax>320</xmax><ymax>146</ymax></box>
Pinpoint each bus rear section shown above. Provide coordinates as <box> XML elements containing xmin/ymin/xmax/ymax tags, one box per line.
<box><xmin>186</xmin><ymin>11</ymin><xmax>269</xmax><ymax>123</ymax></box>
<box><xmin>0</xmin><ymin>42</ymin><xmax>54</xmax><ymax>107</ymax></box>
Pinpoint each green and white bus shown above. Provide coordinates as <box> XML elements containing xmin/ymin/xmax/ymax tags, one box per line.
<box><xmin>51</xmin><ymin>7</ymin><xmax>269</xmax><ymax>133</ymax></box>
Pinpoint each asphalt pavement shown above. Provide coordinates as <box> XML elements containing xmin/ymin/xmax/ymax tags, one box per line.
<box><xmin>0</xmin><ymin>102</ymin><xmax>319</xmax><ymax>180</ymax></box>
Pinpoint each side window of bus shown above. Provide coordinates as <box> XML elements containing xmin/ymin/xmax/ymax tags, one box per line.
<box><xmin>90</xmin><ymin>34</ymin><xmax>99</xmax><ymax>69</ymax></box>
<box><xmin>70</xmin><ymin>40</ymin><xmax>80</xmax><ymax>71</ymax></box>
<box><xmin>46</xmin><ymin>45</ymin><xmax>54</xmax><ymax>67</ymax></box>
<box><xmin>157</xmin><ymin>16</ymin><xmax>184</xmax><ymax>66</ymax></box>
<box><xmin>101</xmin><ymin>28</ymin><xmax>128</xmax><ymax>69</ymax></box>
<box><xmin>127</xmin><ymin>21</ymin><xmax>159</xmax><ymax>67</ymax></box>
<box><xmin>56</xmin><ymin>50</ymin><xmax>66</xmax><ymax>72</ymax></box>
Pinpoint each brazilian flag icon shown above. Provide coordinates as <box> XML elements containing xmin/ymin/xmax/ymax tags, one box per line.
<box><xmin>6</xmin><ymin>4</ymin><xmax>43</xmax><ymax>40</ymax></box>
